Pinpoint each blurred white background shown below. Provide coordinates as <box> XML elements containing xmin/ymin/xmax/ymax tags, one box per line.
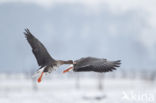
<box><xmin>0</xmin><ymin>0</ymin><xmax>156</xmax><ymax>103</ymax></box>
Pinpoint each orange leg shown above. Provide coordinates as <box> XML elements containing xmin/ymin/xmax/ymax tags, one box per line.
<box><xmin>38</xmin><ymin>72</ymin><xmax>44</xmax><ymax>83</ymax></box>
<box><xmin>63</xmin><ymin>67</ymin><xmax>73</xmax><ymax>73</ymax></box>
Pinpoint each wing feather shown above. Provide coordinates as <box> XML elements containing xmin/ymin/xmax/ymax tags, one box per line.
<box><xmin>74</xmin><ymin>57</ymin><xmax>121</xmax><ymax>72</ymax></box>
<box><xmin>24</xmin><ymin>29</ymin><xmax>55</xmax><ymax>66</ymax></box>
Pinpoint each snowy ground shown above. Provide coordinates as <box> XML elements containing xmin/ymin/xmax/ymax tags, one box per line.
<box><xmin>0</xmin><ymin>73</ymin><xmax>155</xmax><ymax>103</ymax></box>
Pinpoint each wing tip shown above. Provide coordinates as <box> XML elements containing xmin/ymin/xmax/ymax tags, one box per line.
<box><xmin>24</xmin><ymin>28</ymin><xmax>32</xmax><ymax>37</ymax></box>
<box><xmin>111</xmin><ymin>60</ymin><xmax>121</xmax><ymax>71</ymax></box>
<box><xmin>115</xmin><ymin>60</ymin><xmax>121</xmax><ymax>65</ymax></box>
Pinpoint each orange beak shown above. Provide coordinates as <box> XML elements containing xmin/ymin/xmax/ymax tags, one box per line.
<box><xmin>63</xmin><ymin>67</ymin><xmax>73</xmax><ymax>73</ymax></box>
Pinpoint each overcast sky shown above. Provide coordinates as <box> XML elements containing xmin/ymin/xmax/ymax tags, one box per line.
<box><xmin>1</xmin><ymin>0</ymin><xmax>156</xmax><ymax>48</ymax></box>
<box><xmin>0</xmin><ymin>0</ymin><xmax>156</xmax><ymax>72</ymax></box>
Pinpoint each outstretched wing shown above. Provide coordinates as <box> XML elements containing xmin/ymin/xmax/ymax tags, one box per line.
<box><xmin>24</xmin><ymin>29</ymin><xmax>55</xmax><ymax>66</ymax></box>
<box><xmin>74</xmin><ymin>57</ymin><xmax>121</xmax><ymax>72</ymax></box>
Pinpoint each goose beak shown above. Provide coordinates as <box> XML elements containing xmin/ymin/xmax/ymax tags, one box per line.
<box><xmin>63</xmin><ymin>64</ymin><xmax>73</xmax><ymax>73</ymax></box>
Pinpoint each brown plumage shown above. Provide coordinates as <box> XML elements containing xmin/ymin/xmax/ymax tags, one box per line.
<box><xmin>73</xmin><ymin>57</ymin><xmax>121</xmax><ymax>72</ymax></box>
<box><xmin>24</xmin><ymin>28</ymin><xmax>121</xmax><ymax>82</ymax></box>
<box><xmin>63</xmin><ymin>57</ymin><xmax>121</xmax><ymax>73</ymax></box>
<box><xmin>24</xmin><ymin>29</ymin><xmax>73</xmax><ymax>82</ymax></box>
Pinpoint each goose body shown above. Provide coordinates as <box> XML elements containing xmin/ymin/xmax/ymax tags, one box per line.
<box><xmin>24</xmin><ymin>29</ymin><xmax>73</xmax><ymax>82</ymax></box>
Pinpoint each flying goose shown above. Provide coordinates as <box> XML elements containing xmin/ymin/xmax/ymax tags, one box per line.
<box><xmin>63</xmin><ymin>57</ymin><xmax>121</xmax><ymax>73</ymax></box>
<box><xmin>24</xmin><ymin>29</ymin><xmax>73</xmax><ymax>83</ymax></box>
